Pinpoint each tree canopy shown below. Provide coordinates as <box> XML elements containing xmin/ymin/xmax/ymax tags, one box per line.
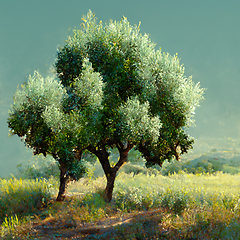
<box><xmin>8</xmin><ymin>10</ymin><xmax>204</xmax><ymax>202</ymax></box>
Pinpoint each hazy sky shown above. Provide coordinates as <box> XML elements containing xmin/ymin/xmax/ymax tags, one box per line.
<box><xmin>1</xmin><ymin>0</ymin><xmax>240</xmax><ymax>177</ymax></box>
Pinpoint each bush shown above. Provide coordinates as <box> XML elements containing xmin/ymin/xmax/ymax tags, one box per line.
<box><xmin>159</xmin><ymin>188</ymin><xmax>189</xmax><ymax>215</ymax></box>
<box><xmin>75</xmin><ymin>191</ymin><xmax>107</xmax><ymax>222</ymax></box>
<box><xmin>15</xmin><ymin>156</ymin><xmax>59</xmax><ymax>180</ymax></box>
<box><xmin>119</xmin><ymin>162</ymin><xmax>148</xmax><ymax>176</ymax></box>
<box><xmin>222</xmin><ymin>165</ymin><xmax>239</xmax><ymax>174</ymax></box>
<box><xmin>160</xmin><ymin>159</ymin><xmax>182</xmax><ymax>175</ymax></box>
<box><xmin>115</xmin><ymin>187</ymin><xmax>145</xmax><ymax>211</ymax></box>
<box><xmin>115</xmin><ymin>184</ymin><xmax>188</xmax><ymax>215</ymax></box>
<box><xmin>159</xmin><ymin>156</ymin><xmax>240</xmax><ymax>175</ymax></box>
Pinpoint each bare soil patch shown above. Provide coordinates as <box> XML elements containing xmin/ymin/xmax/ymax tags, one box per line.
<box><xmin>27</xmin><ymin>208</ymin><xmax>164</xmax><ymax>239</ymax></box>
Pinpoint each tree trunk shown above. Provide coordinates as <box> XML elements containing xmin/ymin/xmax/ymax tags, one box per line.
<box><xmin>56</xmin><ymin>166</ymin><xmax>69</xmax><ymax>201</ymax></box>
<box><xmin>87</xmin><ymin>145</ymin><xmax>114</xmax><ymax>202</ymax></box>
<box><xmin>104</xmin><ymin>170</ymin><xmax>117</xmax><ymax>203</ymax></box>
<box><xmin>88</xmin><ymin>142</ymin><xmax>133</xmax><ymax>202</ymax></box>
<box><xmin>172</xmin><ymin>141</ymin><xmax>180</xmax><ymax>161</ymax></box>
<box><xmin>104</xmin><ymin>142</ymin><xmax>132</xmax><ymax>202</ymax></box>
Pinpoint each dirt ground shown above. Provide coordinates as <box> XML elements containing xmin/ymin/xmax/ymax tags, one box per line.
<box><xmin>27</xmin><ymin>209</ymin><xmax>165</xmax><ymax>239</ymax></box>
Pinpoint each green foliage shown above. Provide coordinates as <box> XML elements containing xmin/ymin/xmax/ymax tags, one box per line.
<box><xmin>7</xmin><ymin>71</ymin><xmax>86</xmax><ymax>185</ymax></box>
<box><xmin>223</xmin><ymin>165</ymin><xmax>240</xmax><ymax>174</ymax></box>
<box><xmin>220</xmin><ymin>221</ymin><xmax>240</xmax><ymax>239</ymax></box>
<box><xmin>55</xmin><ymin>11</ymin><xmax>164</xmax><ymax>147</ymax></box>
<box><xmin>114</xmin><ymin>178</ymin><xmax>189</xmax><ymax>215</ymax></box>
<box><xmin>55</xmin><ymin>9</ymin><xmax>204</xmax><ymax>166</ymax></box>
<box><xmin>71</xmin><ymin>192</ymin><xmax>107</xmax><ymax>223</ymax></box>
<box><xmin>160</xmin><ymin>159</ymin><xmax>183</xmax><ymax>175</ymax></box>
<box><xmin>117</xmin><ymin>97</ymin><xmax>161</xmax><ymax>143</ymax></box>
<box><xmin>16</xmin><ymin>156</ymin><xmax>60</xmax><ymax>179</ymax></box>
<box><xmin>160</xmin><ymin>155</ymin><xmax>240</xmax><ymax>175</ymax></box>
<box><xmin>119</xmin><ymin>162</ymin><xmax>150</xmax><ymax>176</ymax></box>
<box><xmin>73</xmin><ymin>58</ymin><xmax>104</xmax><ymax>110</ymax></box>
<box><xmin>8</xmin><ymin>71</ymin><xmax>66</xmax><ymax>156</ymax></box>
<box><xmin>81</xmin><ymin>192</ymin><xmax>106</xmax><ymax>207</ymax></box>
<box><xmin>160</xmin><ymin>188</ymin><xmax>189</xmax><ymax>215</ymax></box>
<box><xmin>127</xmin><ymin>148</ymin><xmax>143</xmax><ymax>163</ymax></box>
<box><xmin>83</xmin><ymin>171</ymin><xmax>240</xmax><ymax>239</ymax></box>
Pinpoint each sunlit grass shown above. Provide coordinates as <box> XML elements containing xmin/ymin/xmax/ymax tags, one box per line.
<box><xmin>0</xmin><ymin>177</ymin><xmax>58</xmax><ymax>221</ymax></box>
<box><xmin>1</xmin><ymin>171</ymin><xmax>240</xmax><ymax>239</ymax></box>
<box><xmin>113</xmin><ymin>172</ymin><xmax>240</xmax><ymax>213</ymax></box>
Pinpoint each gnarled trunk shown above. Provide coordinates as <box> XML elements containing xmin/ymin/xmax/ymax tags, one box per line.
<box><xmin>88</xmin><ymin>142</ymin><xmax>133</xmax><ymax>202</ymax></box>
<box><xmin>105</xmin><ymin>170</ymin><xmax>117</xmax><ymax>202</ymax></box>
<box><xmin>56</xmin><ymin>165</ymin><xmax>69</xmax><ymax>201</ymax></box>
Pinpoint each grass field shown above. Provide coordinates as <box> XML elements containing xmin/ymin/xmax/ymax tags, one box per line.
<box><xmin>1</xmin><ymin>137</ymin><xmax>240</xmax><ymax>239</ymax></box>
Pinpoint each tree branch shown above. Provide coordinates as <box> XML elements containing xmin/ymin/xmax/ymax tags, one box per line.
<box><xmin>87</xmin><ymin>145</ymin><xmax>112</xmax><ymax>176</ymax></box>
<box><xmin>113</xmin><ymin>141</ymin><xmax>133</xmax><ymax>172</ymax></box>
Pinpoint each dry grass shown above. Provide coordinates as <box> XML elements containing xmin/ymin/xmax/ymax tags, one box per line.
<box><xmin>1</xmin><ymin>171</ymin><xmax>240</xmax><ymax>239</ymax></box>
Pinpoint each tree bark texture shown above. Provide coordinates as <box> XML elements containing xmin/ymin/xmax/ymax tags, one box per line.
<box><xmin>56</xmin><ymin>165</ymin><xmax>69</xmax><ymax>201</ymax></box>
<box><xmin>105</xmin><ymin>170</ymin><xmax>117</xmax><ymax>203</ymax></box>
<box><xmin>88</xmin><ymin>143</ymin><xmax>133</xmax><ymax>202</ymax></box>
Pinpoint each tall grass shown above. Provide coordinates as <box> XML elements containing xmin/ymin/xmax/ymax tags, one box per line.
<box><xmin>68</xmin><ymin>171</ymin><xmax>240</xmax><ymax>239</ymax></box>
<box><xmin>0</xmin><ymin>177</ymin><xmax>57</xmax><ymax>221</ymax></box>
<box><xmin>1</xmin><ymin>166</ymin><xmax>240</xmax><ymax>239</ymax></box>
<box><xmin>113</xmin><ymin>171</ymin><xmax>240</xmax><ymax>213</ymax></box>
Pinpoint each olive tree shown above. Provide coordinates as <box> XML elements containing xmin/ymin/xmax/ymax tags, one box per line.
<box><xmin>53</xmin><ymin>11</ymin><xmax>204</xmax><ymax>201</ymax></box>
<box><xmin>8</xmin><ymin>10</ymin><xmax>204</xmax><ymax>202</ymax></box>
<box><xmin>48</xmin><ymin>57</ymin><xmax>161</xmax><ymax>202</ymax></box>
<box><xmin>8</xmin><ymin>72</ymin><xmax>86</xmax><ymax>201</ymax></box>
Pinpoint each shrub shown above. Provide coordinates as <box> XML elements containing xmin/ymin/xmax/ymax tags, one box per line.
<box><xmin>160</xmin><ymin>159</ymin><xmax>182</xmax><ymax>175</ymax></box>
<box><xmin>75</xmin><ymin>191</ymin><xmax>107</xmax><ymax>222</ymax></box>
<box><xmin>222</xmin><ymin>165</ymin><xmax>239</xmax><ymax>174</ymax></box>
<box><xmin>160</xmin><ymin>156</ymin><xmax>240</xmax><ymax>175</ymax></box>
<box><xmin>15</xmin><ymin>156</ymin><xmax>59</xmax><ymax>180</ymax></box>
<box><xmin>119</xmin><ymin>162</ymin><xmax>148</xmax><ymax>176</ymax></box>
<box><xmin>160</xmin><ymin>188</ymin><xmax>189</xmax><ymax>215</ymax></box>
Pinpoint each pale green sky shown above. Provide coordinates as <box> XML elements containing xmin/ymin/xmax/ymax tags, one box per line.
<box><xmin>1</xmin><ymin>0</ymin><xmax>240</xmax><ymax>177</ymax></box>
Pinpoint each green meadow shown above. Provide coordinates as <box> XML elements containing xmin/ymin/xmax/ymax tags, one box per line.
<box><xmin>1</xmin><ymin>137</ymin><xmax>240</xmax><ymax>239</ymax></box>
